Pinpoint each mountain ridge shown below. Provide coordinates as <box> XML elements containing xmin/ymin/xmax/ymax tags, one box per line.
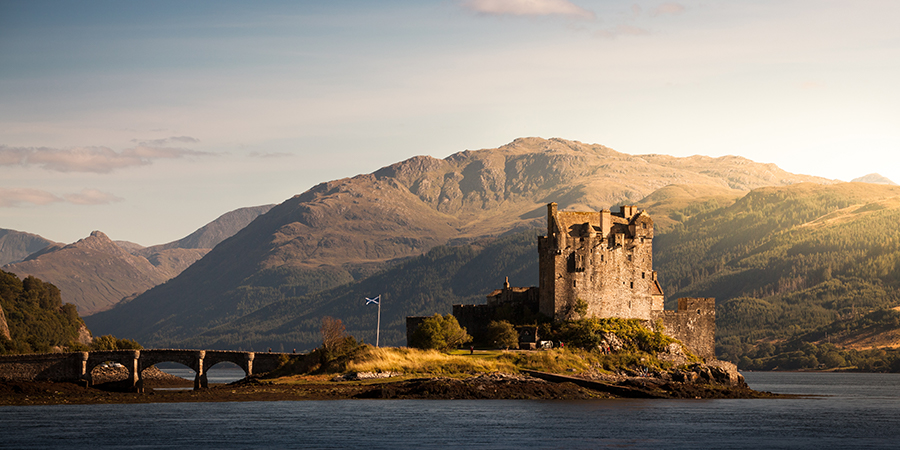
<box><xmin>85</xmin><ymin>137</ymin><xmax>837</xmax><ymax>347</ymax></box>
<box><xmin>4</xmin><ymin>205</ymin><xmax>275</xmax><ymax>315</ymax></box>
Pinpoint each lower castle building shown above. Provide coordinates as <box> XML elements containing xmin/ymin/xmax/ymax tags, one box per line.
<box><xmin>413</xmin><ymin>203</ymin><xmax>716</xmax><ymax>358</ymax></box>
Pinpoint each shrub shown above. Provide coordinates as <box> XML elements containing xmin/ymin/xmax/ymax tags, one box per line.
<box><xmin>486</xmin><ymin>320</ymin><xmax>519</xmax><ymax>349</ymax></box>
<box><xmin>408</xmin><ymin>314</ymin><xmax>472</xmax><ymax>352</ymax></box>
<box><xmin>90</xmin><ymin>335</ymin><xmax>143</xmax><ymax>351</ymax></box>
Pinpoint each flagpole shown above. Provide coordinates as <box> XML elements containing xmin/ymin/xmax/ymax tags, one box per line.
<box><xmin>376</xmin><ymin>295</ymin><xmax>381</xmax><ymax>348</ymax></box>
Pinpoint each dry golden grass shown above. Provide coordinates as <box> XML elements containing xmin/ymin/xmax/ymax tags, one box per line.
<box><xmin>344</xmin><ymin>346</ymin><xmax>518</xmax><ymax>375</ymax></box>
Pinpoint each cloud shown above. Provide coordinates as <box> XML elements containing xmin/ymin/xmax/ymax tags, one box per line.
<box><xmin>249</xmin><ymin>151</ymin><xmax>293</xmax><ymax>159</ymax></box>
<box><xmin>462</xmin><ymin>0</ymin><xmax>596</xmax><ymax>20</ymax></box>
<box><xmin>0</xmin><ymin>188</ymin><xmax>123</xmax><ymax>207</ymax></box>
<box><xmin>0</xmin><ymin>188</ymin><xmax>62</xmax><ymax>207</ymax></box>
<box><xmin>0</xmin><ymin>141</ymin><xmax>211</xmax><ymax>173</ymax></box>
<box><xmin>132</xmin><ymin>136</ymin><xmax>201</xmax><ymax>147</ymax></box>
<box><xmin>63</xmin><ymin>189</ymin><xmax>124</xmax><ymax>205</ymax></box>
<box><xmin>650</xmin><ymin>2</ymin><xmax>686</xmax><ymax>17</ymax></box>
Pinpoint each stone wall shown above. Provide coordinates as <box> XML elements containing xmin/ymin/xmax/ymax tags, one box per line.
<box><xmin>0</xmin><ymin>351</ymin><xmax>87</xmax><ymax>382</ymax></box>
<box><xmin>653</xmin><ymin>298</ymin><xmax>716</xmax><ymax>359</ymax></box>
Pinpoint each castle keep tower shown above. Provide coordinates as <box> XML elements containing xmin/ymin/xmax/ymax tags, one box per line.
<box><xmin>438</xmin><ymin>202</ymin><xmax>715</xmax><ymax>358</ymax></box>
<box><xmin>537</xmin><ymin>203</ymin><xmax>664</xmax><ymax>321</ymax></box>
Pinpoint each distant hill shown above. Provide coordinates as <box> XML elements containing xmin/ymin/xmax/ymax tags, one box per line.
<box><xmin>3</xmin><ymin>231</ymin><xmax>176</xmax><ymax>315</ymax></box>
<box><xmin>3</xmin><ymin>204</ymin><xmax>274</xmax><ymax>315</ymax></box>
<box><xmin>852</xmin><ymin>173</ymin><xmax>896</xmax><ymax>185</ymax></box>
<box><xmin>136</xmin><ymin>204</ymin><xmax>275</xmax><ymax>254</ymax></box>
<box><xmin>85</xmin><ymin>137</ymin><xmax>835</xmax><ymax>348</ymax></box>
<box><xmin>0</xmin><ymin>229</ymin><xmax>57</xmax><ymax>266</ymax></box>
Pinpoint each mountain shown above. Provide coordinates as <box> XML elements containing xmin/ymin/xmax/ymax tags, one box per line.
<box><xmin>136</xmin><ymin>204</ymin><xmax>276</xmax><ymax>254</ymax></box>
<box><xmin>85</xmin><ymin>137</ymin><xmax>835</xmax><ymax>348</ymax></box>
<box><xmin>852</xmin><ymin>173</ymin><xmax>896</xmax><ymax>185</ymax></box>
<box><xmin>3</xmin><ymin>231</ymin><xmax>175</xmax><ymax>315</ymax></box>
<box><xmin>0</xmin><ymin>229</ymin><xmax>57</xmax><ymax>266</ymax></box>
<box><xmin>3</xmin><ymin>204</ymin><xmax>275</xmax><ymax>315</ymax></box>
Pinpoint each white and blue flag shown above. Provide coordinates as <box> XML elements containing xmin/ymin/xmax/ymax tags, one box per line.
<box><xmin>365</xmin><ymin>295</ymin><xmax>381</xmax><ymax>305</ymax></box>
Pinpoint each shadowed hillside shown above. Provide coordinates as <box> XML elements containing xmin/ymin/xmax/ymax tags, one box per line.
<box><xmin>0</xmin><ymin>229</ymin><xmax>56</xmax><ymax>266</ymax></box>
<box><xmin>4</xmin><ymin>205</ymin><xmax>274</xmax><ymax>315</ymax></box>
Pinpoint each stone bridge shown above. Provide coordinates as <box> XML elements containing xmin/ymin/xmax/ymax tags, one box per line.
<box><xmin>0</xmin><ymin>349</ymin><xmax>299</xmax><ymax>391</ymax></box>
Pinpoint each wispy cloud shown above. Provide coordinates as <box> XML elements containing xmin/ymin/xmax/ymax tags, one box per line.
<box><xmin>650</xmin><ymin>3</ymin><xmax>686</xmax><ymax>17</ymax></box>
<box><xmin>249</xmin><ymin>151</ymin><xmax>293</xmax><ymax>159</ymax></box>
<box><xmin>63</xmin><ymin>189</ymin><xmax>124</xmax><ymax>205</ymax></box>
<box><xmin>461</xmin><ymin>0</ymin><xmax>596</xmax><ymax>20</ymax></box>
<box><xmin>0</xmin><ymin>139</ymin><xmax>211</xmax><ymax>173</ymax></box>
<box><xmin>0</xmin><ymin>188</ymin><xmax>123</xmax><ymax>207</ymax></box>
<box><xmin>131</xmin><ymin>136</ymin><xmax>201</xmax><ymax>147</ymax></box>
<box><xmin>0</xmin><ymin>188</ymin><xmax>62</xmax><ymax>207</ymax></box>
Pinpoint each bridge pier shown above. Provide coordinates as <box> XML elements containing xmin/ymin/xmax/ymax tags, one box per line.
<box><xmin>193</xmin><ymin>350</ymin><xmax>207</xmax><ymax>390</ymax></box>
<box><xmin>246</xmin><ymin>352</ymin><xmax>254</xmax><ymax>376</ymax></box>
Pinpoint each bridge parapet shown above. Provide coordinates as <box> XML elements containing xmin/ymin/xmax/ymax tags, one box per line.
<box><xmin>0</xmin><ymin>349</ymin><xmax>299</xmax><ymax>391</ymax></box>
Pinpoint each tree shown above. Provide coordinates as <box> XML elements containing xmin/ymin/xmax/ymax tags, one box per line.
<box><xmin>409</xmin><ymin>314</ymin><xmax>472</xmax><ymax>352</ymax></box>
<box><xmin>320</xmin><ymin>316</ymin><xmax>347</xmax><ymax>351</ymax></box>
<box><xmin>90</xmin><ymin>335</ymin><xmax>143</xmax><ymax>351</ymax></box>
<box><xmin>487</xmin><ymin>320</ymin><xmax>519</xmax><ymax>349</ymax></box>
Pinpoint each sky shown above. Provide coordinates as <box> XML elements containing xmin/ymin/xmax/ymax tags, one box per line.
<box><xmin>2</xmin><ymin>0</ymin><xmax>899</xmax><ymax>246</ymax></box>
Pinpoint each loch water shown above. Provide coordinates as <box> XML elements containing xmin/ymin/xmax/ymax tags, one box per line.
<box><xmin>2</xmin><ymin>372</ymin><xmax>900</xmax><ymax>449</ymax></box>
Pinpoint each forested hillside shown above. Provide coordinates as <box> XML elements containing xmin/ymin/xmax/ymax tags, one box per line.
<box><xmin>653</xmin><ymin>183</ymin><xmax>900</xmax><ymax>368</ymax></box>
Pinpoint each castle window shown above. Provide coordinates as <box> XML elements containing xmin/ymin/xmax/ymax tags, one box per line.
<box><xmin>627</xmin><ymin>254</ymin><xmax>632</xmax><ymax>262</ymax></box>
<box><xmin>642</xmin><ymin>272</ymin><xmax>645</xmax><ymax>279</ymax></box>
<box><xmin>630</xmin><ymin>282</ymin><xmax>634</xmax><ymax>289</ymax></box>
<box><xmin>573</xmin><ymin>280</ymin><xmax>577</xmax><ymax>287</ymax></box>
<box><xmin>642</xmin><ymin>223</ymin><xmax>647</xmax><ymax>229</ymax></box>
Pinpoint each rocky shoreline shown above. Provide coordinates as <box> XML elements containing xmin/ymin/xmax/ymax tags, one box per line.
<box><xmin>0</xmin><ymin>363</ymin><xmax>787</xmax><ymax>406</ymax></box>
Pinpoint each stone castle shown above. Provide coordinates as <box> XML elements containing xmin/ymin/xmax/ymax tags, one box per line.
<box><xmin>446</xmin><ymin>203</ymin><xmax>716</xmax><ymax>358</ymax></box>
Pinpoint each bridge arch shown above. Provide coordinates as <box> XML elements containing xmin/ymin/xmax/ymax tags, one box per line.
<box><xmin>84</xmin><ymin>350</ymin><xmax>140</xmax><ymax>388</ymax></box>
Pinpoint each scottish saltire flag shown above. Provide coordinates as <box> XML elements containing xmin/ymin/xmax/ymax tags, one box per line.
<box><xmin>365</xmin><ymin>295</ymin><xmax>380</xmax><ymax>305</ymax></box>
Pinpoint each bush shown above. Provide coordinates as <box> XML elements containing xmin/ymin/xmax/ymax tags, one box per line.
<box><xmin>90</xmin><ymin>335</ymin><xmax>143</xmax><ymax>351</ymax></box>
<box><xmin>550</xmin><ymin>317</ymin><xmax>678</xmax><ymax>353</ymax></box>
<box><xmin>408</xmin><ymin>314</ymin><xmax>472</xmax><ymax>352</ymax></box>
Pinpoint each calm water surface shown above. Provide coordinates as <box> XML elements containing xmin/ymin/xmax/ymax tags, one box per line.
<box><xmin>2</xmin><ymin>372</ymin><xmax>899</xmax><ymax>449</ymax></box>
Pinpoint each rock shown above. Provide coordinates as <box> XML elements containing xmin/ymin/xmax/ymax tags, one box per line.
<box><xmin>332</xmin><ymin>371</ymin><xmax>400</xmax><ymax>382</ymax></box>
<box><xmin>706</xmin><ymin>360</ymin><xmax>746</xmax><ymax>387</ymax></box>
